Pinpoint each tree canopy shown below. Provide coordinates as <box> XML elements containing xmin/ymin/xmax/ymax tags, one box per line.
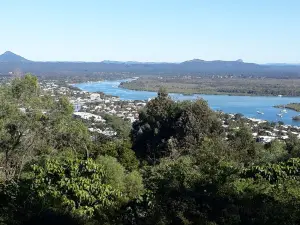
<box><xmin>2</xmin><ymin>75</ymin><xmax>300</xmax><ymax>225</ymax></box>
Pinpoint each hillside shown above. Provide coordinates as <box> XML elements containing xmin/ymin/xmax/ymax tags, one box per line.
<box><xmin>3</xmin><ymin>75</ymin><xmax>300</xmax><ymax>224</ymax></box>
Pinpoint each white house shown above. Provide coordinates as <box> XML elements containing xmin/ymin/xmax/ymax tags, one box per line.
<box><xmin>90</xmin><ymin>93</ymin><xmax>101</xmax><ymax>101</ymax></box>
<box><xmin>73</xmin><ymin>112</ymin><xmax>105</xmax><ymax>122</ymax></box>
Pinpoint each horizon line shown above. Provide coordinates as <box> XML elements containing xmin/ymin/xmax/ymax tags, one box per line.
<box><xmin>1</xmin><ymin>51</ymin><xmax>300</xmax><ymax>65</ymax></box>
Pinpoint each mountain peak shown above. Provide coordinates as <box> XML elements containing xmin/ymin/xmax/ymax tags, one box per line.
<box><xmin>3</xmin><ymin>51</ymin><xmax>15</xmax><ymax>55</ymax></box>
<box><xmin>189</xmin><ymin>59</ymin><xmax>205</xmax><ymax>62</ymax></box>
<box><xmin>0</xmin><ymin>51</ymin><xmax>29</xmax><ymax>62</ymax></box>
<box><xmin>181</xmin><ymin>59</ymin><xmax>205</xmax><ymax>64</ymax></box>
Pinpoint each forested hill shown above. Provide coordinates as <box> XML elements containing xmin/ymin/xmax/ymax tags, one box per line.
<box><xmin>0</xmin><ymin>51</ymin><xmax>300</xmax><ymax>77</ymax></box>
<box><xmin>3</xmin><ymin>75</ymin><xmax>300</xmax><ymax>224</ymax></box>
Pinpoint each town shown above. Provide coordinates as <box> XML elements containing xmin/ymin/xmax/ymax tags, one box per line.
<box><xmin>39</xmin><ymin>79</ymin><xmax>300</xmax><ymax>142</ymax></box>
<box><xmin>222</xmin><ymin>113</ymin><xmax>300</xmax><ymax>143</ymax></box>
<box><xmin>40</xmin><ymin>80</ymin><xmax>147</xmax><ymax>136</ymax></box>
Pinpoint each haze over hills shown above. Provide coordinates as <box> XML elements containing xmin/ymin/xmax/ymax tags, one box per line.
<box><xmin>0</xmin><ymin>51</ymin><xmax>299</xmax><ymax>77</ymax></box>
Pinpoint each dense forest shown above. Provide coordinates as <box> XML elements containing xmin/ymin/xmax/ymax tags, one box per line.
<box><xmin>2</xmin><ymin>75</ymin><xmax>300</xmax><ymax>225</ymax></box>
<box><xmin>275</xmin><ymin>103</ymin><xmax>300</xmax><ymax>112</ymax></box>
<box><xmin>120</xmin><ymin>76</ymin><xmax>300</xmax><ymax>96</ymax></box>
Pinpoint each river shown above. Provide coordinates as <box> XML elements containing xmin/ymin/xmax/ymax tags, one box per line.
<box><xmin>74</xmin><ymin>79</ymin><xmax>300</xmax><ymax>125</ymax></box>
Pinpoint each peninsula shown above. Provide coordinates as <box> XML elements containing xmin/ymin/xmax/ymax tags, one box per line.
<box><xmin>119</xmin><ymin>76</ymin><xmax>300</xmax><ymax>97</ymax></box>
<box><xmin>275</xmin><ymin>103</ymin><xmax>300</xmax><ymax>112</ymax></box>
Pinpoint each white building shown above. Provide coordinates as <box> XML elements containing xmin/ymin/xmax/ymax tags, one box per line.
<box><xmin>90</xmin><ymin>93</ymin><xmax>101</xmax><ymax>101</ymax></box>
<box><xmin>73</xmin><ymin>112</ymin><xmax>105</xmax><ymax>122</ymax></box>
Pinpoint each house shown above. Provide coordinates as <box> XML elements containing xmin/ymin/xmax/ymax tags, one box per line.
<box><xmin>73</xmin><ymin>112</ymin><xmax>105</xmax><ymax>122</ymax></box>
<box><xmin>90</xmin><ymin>93</ymin><xmax>101</xmax><ymax>101</ymax></box>
<box><xmin>257</xmin><ymin>136</ymin><xmax>276</xmax><ymax>143</ymax></box>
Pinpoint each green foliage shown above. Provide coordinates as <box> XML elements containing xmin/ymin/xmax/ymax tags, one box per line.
<box><xmin>52</xmin><ymin>118</ymin><xmax>91</xmax><ymax>157</ymax></box>
<box><xmin>0</xmin><ymin>75</ymin><xmax>92</xmax><ymax>181</ymax></box>
<box><xmin>146</xmin><ymin>156</ymin><xmax>201</xmax><ymax>193</ymax></box>
<box><xmin>131</xmin><ymin>90</ymin><xmax>179</xmax><ymax>163</ymax></box>
<box><xmin>31</xmin><ymin>158</ymin><xmax>122</xmax><ymax>220</ymax></box>
<box><xmin>228</xmin><ymin>125</ymin><xmax>259</xmax><ymax>165</ymax></box>
<box><xmin>0</xmin><ymin>180</ymin><xmax>41</xmax><ymax>225</ymax></box>
<box><xmin>0</xmin><ymin>83</ymin><xmax>45</xmax><ymax>180</ymax></box>
<box><xmin>96</xmin><ymin>155</ymin><xmax>144</xmax><ymax>200</ymax></box>
<box><xmin>142</xmin><ymin>156</ymin><xmax>240</xmax><ymax>225</ymax></box>
<box><xmin>4</xmin><ymin>76</ymin><xmax>300</xmax><ymax>224</ymax></box>
<box><xmin>96</xmin><ymin>155</ymin><xmax>126</xmax><ymax>190</ymax></box>
<box><xmin>193</xmin><ymin>137</ymin><xmax>238</xmax><ymax>173</ymax></box>
<box><xmin>225</xmin><ymin>158</ymin><xmax>300</xmax><ymax>225</ymax></box>
<box><xmin>123</xmin><ymin>170</ymin><xmax>144</xmax><ymax>200</ymax></box>
<box><xmin>120</xmin><ymin>76</ymin><xmax>300</xmax><ymax>97</ymax></box>
<box><xmin>104</xmin><ymin>114</ymin><xmax>131</xmax><ymax>139</ymax></box>
<box><xmin>55</xmin><ymin>96</ymin><xmax>74</xmax><ymax>117</ymax></box>
<box><xmin>257</xmin><ymin>140</ymin><xmax>287</xmax><ymax>164</ymax></box>
<box><xmin>157</xmin><ymin>86</ymin><xmax>168</xmax><ymax>98</ymax></box>
<box><xmin>11</xmin><ymin>74</ymin><xmax>39</xmax><ymax>100</ymax></box>
<box><xmin>131</xmin><ymin>91</ymin><xmax>222</xmax><ymax>164</ymax></box>
<box><xmin>96</xmin><ymin>139</ymin><xmax>139</xmax><ymax>171</ymax></box>
<box><xmin>175</xmin><ymin>99</ymin><xmax>223</xmax><ymax>150</ymax></box>
<box><xmin>275</xmin><ymin>103</ymin><xmax>300</xmax><ymax>112</ymax></box>
<box><xmin>243</xmin><ymin>158</ymin><xmax>300</xmax><ymax>183</ymax></box>
<box><xmin>286</xmin><ymin>133</ymin><xmax>300</xmax><ymax>157</ymax></box>
<box><xmin>143</xmin><ymin>156</ymin><xmax>201</xmax><ymax>224</ymax></box>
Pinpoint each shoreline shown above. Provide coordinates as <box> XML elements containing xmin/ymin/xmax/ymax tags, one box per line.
<box><xmin>274</xmin><ymin>103</ymin><xmax>300</xmax><ymax>112</ymax></box>
<box><xmin>70</xmin><ymin>80</ymin><xmax>300</xmax><ymax>125</ymax></box>
<box><xmin>119</xmin><ymin>82</ymin><xmax>300</xmax><ymax>98</ymax></box>
<box><xmin>73</xmin><ymin>78</ymin><xmax>300</xmax><ymax>99</ymax></box>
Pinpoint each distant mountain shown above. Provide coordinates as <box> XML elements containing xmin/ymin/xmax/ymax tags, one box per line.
<box><xmin>265</xmin><ymin>63</ymin><xmax>300</xmax><ymax>66</ymax></box>
<box><xmin>178</xmin><ymin>58</ymin><xmax>264</xmax><ymax>74</ymax></box>
<box><xmin>0</xmin><ymin>52</ymin><xmax>299</xmax><ymax>77</ymax></box>
<box><xmin>182</xmin><ymin>59</ymin><xmax>245</xmax><ymax>64</ymax></box>
<box><xmin>182</xmin><ymin>59</ymin><xmax>205</xmax><ymax>63</ymax></box>
<box><xmin>101</xmin><ymin>60</ymin><xmax>125</xmax><ymax>64</ymax></box>
<box><xmin>102</xmin><ymin>60</ymin><xmax>174</xmax><ymax>64</ymax></box>
<box><xmin>0</xmin><ymin>51</ymin><xmax>29</xmax><ymax>62</ymax></box>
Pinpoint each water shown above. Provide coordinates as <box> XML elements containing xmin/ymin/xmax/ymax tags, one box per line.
<box><xmin>74</xmin><ymin>79</ymin><xmax>300</xmax><ymax>125</ymax></box>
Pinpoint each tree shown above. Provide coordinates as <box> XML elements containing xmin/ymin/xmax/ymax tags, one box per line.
<box><xmin>96</xmin><ymin>156</ymin><xmax>144</xmax><ymax>200</ymax></box>
<box><xmin>157</xmin><ymin>86</ymin><xmax>168</xmax><ymax>99</ymax></box>
<box><xmin>228</xmin><ymin>125</ymin><xmax>258</xmax><ymax>165</ymax></box>
<box><xmin>0</xmin><ymin>76</ymin><xmax>93</xmax><ymax>182</ymax></box>
<box><xmin>143</xmin><ymin>155</ymin><xmax>240</xmax><ymax>225</ymax></box>
<box><xmin>230</xmin><ymin>158</ymin><xmax>300</xmax><ymax>224</ymax></box>
<box><xmin>131</xmin><ymin>90</ymin><xmax>222</xmax><ymax>164</ymax></box>
<box><xmin>11</xmin><ymin>74</ymin><xmax>39</xmax><ymax>101</ymax></box>
<box><xmin>95</xmin><ymin>140</ymin><xmax>139</xmax><ymax>171</ymax></box>
<box><xmin>31</xmin><ymin>158</ymin><xmax>122</xmax><ymax>221</ymax></box>
<box><xmin>4</xmin><ymin>75</ymin><xmax>300</xmax><ymax>225</ymax></box>
<box><xmin>131</xmin><ymin>91</ymin><xmax>179</xmax><ymax>163</ymax></box>
<box><xmin>234</xmin><ymin>113</ymin><xmax>243</xmax><ymax>121</ymax></box>
<box><xmin>0</xmin><ymin>75</ymin><xmax>48</xmax><ymax>181</ymax></box>
<box><xmin>174</xmin><ymin>99</ymin><xmax>223</xmax><ymax>151</ymax></box>
<box><xmin>257</xmin><ymin>140</ymin><xmax>287</xmax><ymax>164</ymax></box>
<box><xmin>104</xmin><ymin>114</ymin><xmax>131</xmax><ymax>139</ymax></box>
<box><xmin>285</xmin><ymin>133</ymin><xmax>300</xmax><ymax>158</ymax></box>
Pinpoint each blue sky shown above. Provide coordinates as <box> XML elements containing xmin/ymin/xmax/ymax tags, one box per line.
<box><xmin>0</xmin><ymin>0</ymin><xmax>299</xmax><ymax>63</ymax></box>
